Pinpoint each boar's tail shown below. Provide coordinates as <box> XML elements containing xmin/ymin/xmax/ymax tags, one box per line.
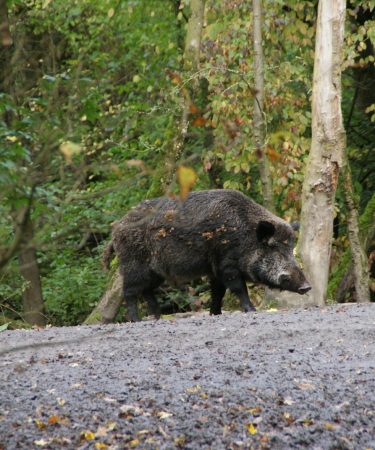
<box><xmin>102</xmin><ymin>240</ymin><xmax>115</xmax><ymax>271</ymax></box>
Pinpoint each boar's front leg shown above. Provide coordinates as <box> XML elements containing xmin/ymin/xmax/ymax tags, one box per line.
<box><xmin>124</xmin><ymin>287</ymin><xmax>141</xmax><ymax>322</ymax></box>
<box><xmin>220</xmin><ymin>268</ymin><xmax>256</xmax><ymax>313</ymax></box>
<box><xmin>143</xmin><ymin>289</ymin><xmax>161</xmax><ymax>319</ymax></box>
<box><xmin>210</xmin><ymin>278</ymin><xmax>226</xmax><ymax>315</ymax></box>
<box><xmin>126</xmin><ymin>300</ymin><xmax>139</xmax><ymax>322</ymax></box>
<box><xmin>143</xmin><ymin>274</ymin><xmax>163</xmax><ymax>319</ymax></box>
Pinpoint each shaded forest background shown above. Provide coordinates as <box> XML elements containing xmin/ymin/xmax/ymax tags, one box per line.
<box><xmin>0</xmin><ymin>0</ymin><xmax>374</xmax><ymax>327</ymax></box>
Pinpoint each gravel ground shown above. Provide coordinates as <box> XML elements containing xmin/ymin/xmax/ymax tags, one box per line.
<box><xmin>1</xmin><ymin>303</ymin><xmax>375</xmax><ymax>450</ymax></box>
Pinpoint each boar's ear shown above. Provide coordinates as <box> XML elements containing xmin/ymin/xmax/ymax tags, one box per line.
<box><xmin>256</xmin><ymin>220</ymin><xmax>276</xmax><ymax>243</ymax></box>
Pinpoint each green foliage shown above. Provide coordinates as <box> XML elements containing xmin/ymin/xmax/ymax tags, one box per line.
<box><xmin>1</xmin><ymin>0</ymin><xmax>374</xmax><ymax>325</ymax></box>
<box><xmin>1</xmin><ymin>0</ymin><xmax>182</xmax><ymax>325</ymax></box>
<box><xmin>200</xmin><ymin>0</ymin><xmax>316</xmax><ymax>217</ymax></box>
<box><xmin>42</xmin><ymin>251</ymin><xmax>107</xmax><ymax>326</ymax></box>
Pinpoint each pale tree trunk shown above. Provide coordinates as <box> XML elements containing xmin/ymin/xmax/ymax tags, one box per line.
<box><xmin>17</xmin><ymin>209</ymin><xmax>46</xmax><ymax>326</ymax></box>
<box><xmin>297</xmin><ymin>0</ymin><xmax>346</xmax><ymax>306</ymax></box>
<box><xmin>265</xmin><ymin>0</ymin><xmax>347</xmax><ymax>310</ymax></box>
<box><xmin>341</xmin><ymin>154</ymin><xmax>370</xmax><ymax>302</ymax></box>
<box><xmin>252</xmin><ymin>0</ymin><xmax>274</xmax><ymax>211</ymax></box>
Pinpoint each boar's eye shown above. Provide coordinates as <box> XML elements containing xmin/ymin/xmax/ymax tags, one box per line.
<box><xmin>256</xmin><ymin>221</ymin><xmax>276</xmax><ymax>243</ymax></box>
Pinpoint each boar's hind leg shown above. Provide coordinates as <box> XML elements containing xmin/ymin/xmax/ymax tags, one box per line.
<box><xmin>122</xmin><ymin>273</ymin><xmax>145</xmax><ymax>322</ymax></box>
<box><xmin>210</xmin><ymin>278</ymin><xmax>226</xmax><ymax>315</ymax></box>
<box><xmin>220</xmin><ymin>270</ymin><xmax>256</xmax><ymax>313</ymax></box>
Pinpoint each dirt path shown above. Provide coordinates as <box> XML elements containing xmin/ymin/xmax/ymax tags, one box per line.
<box><xmin>1</xmin><ymin>303</ymin><xmax>375</xmax><ymax>449</ymax></box>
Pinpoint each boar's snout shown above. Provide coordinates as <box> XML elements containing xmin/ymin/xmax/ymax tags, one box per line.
<box><xmin>298</xmin><ymin>281</ymin><xmax>311</xmax><ymax>295</ymax></box>
<box><xmin>276</xmin><ymin>268</ymin><xmax>311</xmax><ymax>295</ymax></box>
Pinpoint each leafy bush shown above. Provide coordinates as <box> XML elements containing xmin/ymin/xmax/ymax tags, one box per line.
<box><xmin>42</xmin><ymin>250</ymin><xmax>106</xmax><ymax>326</ymax></box>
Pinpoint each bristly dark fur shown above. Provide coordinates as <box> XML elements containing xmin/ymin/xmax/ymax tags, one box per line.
<box><xmin>104</xmin><ymin>189</ymin><xmax>310</xmax><ymax>321</ymax></box>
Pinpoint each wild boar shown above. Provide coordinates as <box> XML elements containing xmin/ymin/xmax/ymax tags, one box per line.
<box><xmin>103</xmin><ymin>189</ymin><xmax>311</xmax><ymax>321</ymax></box>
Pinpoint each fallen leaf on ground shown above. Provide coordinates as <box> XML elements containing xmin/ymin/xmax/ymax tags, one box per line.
<box><xmin>95</xmin><ymin>444</ymin><xmax>108</xmax><ymax>450</ymax></box>
<box><xmin>81</xmin><ymin>431</ymin><xmax>96</xmax><ymax>441</ymax></box>
<box><xmin>283</xmin><ymin>397</ymin><xmax>295</xmax><ymax>405</ymax></box>
<box><xmin>174</xmin><ymin>435</ymin><xmax>186</xmax><ymax>446</ymax></box>
<box><xmin>283</xmin><ymin>412</ymin><xmax>295</xmax><ymax>425</ymax></box>
<box><xmin>56</xmin><ymin>397</ymin><xmax>65</xmax><ymax>406</ymax></box>
<box><xmin>157</xmin><ymin>411</ymin><xmax>173</xmax><ymax>419</ymax></box>
<box><xmin>34</xmin><ymin>439</ymin><xmax>50</xmax><ymax>447</ymax></box>
<box><xmin>119</xmin><ymin>404</ymin><xmax>144</xmax><ymax>418</ymax></box>
<box><xmin>96</xmin><ymin>426</ymin><xmax>108</xmax><ymax>437</ymax></box>
<box><xmin>137</xmin><ymin>429</ymin><xmax>150</xmax><ymax>436</ymax></box>
<box><xmin>294</xmin><ymin>379</ymin><xmax>315</xmax><ymax>390</ymax></box>
<box><xmin>34</xmin><ymin>419</ymin><xmax>46</xmax><ymax>429</ymax></box>
<box><xmin>247</xmin><ymin>406</ymin><xmax>262</xmax><ymax>415</ymax></box>
<box><xmin>324</xmin><ymin>422</ymin><xmax>339</xmax><ymax>431</ymax></box>
<box><xmin>247</xmin><ymin>423</ymin><xmax>257</xmax><ymax>435</ymax></box>
<box><xmin>96</xmin><ymin>421</ymin><xmax>117</xmax><ymax>437</ymax></box>
<box><xmin>186</xmin><ymin>385</ymin><xmax>201</xmax><ymax>394</ymax></box>
<box><xmin>47</xmin><ymin>415</ymin><xmax>61</xmax><ymax>425</ymax></box>
<box><xmin>303</xmin><ymin>418</ymin><xmax>314</xmax><ymax>426</ymax></box>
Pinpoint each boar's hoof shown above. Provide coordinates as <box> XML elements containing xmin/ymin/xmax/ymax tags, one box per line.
<box><xmin>129</xmin><ymin>317</ymin><xmax>141</xmax><ymax>323</ymax></box>
<box><xmin>242</xmin><ymin>304</ymin><xmax>256</xmax><ymax>313</ymax></box>
<box><xmin>127</xmin><ymin>312</ymin><xmax>141</xmax><ymax>322</ymax></box>
<box><xmin>298</xmin><ymin>282</ymin><xmax>311</xmax><ymax>295</ymax></box>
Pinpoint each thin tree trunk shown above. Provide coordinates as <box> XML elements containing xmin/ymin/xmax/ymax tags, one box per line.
<box><xmin>184</xmin><ymin>0</ymin><xmax>205</xmax><ymax>73</ymax></box>
<box><xmin>162</xmin><ymin>93</ymin><xmax>190</xmax><ymax>190</ymax></box>
<box><xmin>252</xmin><ymin>0</ymin><xmax>274</xmax><ymax>212</ymax></box>
<box><xmin>328</xmin><ymin>193</ymin><xmax>374</xmax><ymax>302</ymax></box>
<box><xmin>167</xmin><ymin>0</ymin><xmax>205</xmax><ymax>187</ymax></box>
<box><xmin>148</xmin><ymin>0</ymin><xmax>205</xmax><ymax>197</ymax></box>
<box><xmin>296</xmin><ymin>0</ymin><xmax>346</xmax><ymax>306</ymax></box>
<box><xmin>341</xmin><ymin>156</ymin><xmax>370</xmax><ymax>302</ymax></box>
<box><xmin>335</xmin><ymin>268</ymin><xmax>355</xmax><ymax>303</ymax></box>
<box><xmin>18</xmin><ymin>209</ymin><xmax>46</xmax><ymax>326</ymax></box>
<box><xmin>0</xmin><ymin>0</ymin><xmax>13</xmax><ymax>47</ymax></box>
<box><xmin>0</xmin><ymin>201</ymin><xmax>31</xmax><ymax>271</ymax></box>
